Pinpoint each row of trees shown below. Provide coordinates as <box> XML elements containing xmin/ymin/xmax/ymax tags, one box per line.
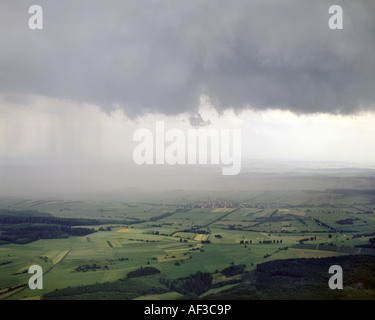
<box><xmin>238</xmin><ymin>239</ymin><xmax>283</xmax><ymax>244</ymax></box>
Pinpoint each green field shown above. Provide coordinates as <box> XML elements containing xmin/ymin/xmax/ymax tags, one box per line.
<box><xmin>0</xmin><ymin>189</ymin><xmax>374</xmax><ymax>300</ymax></box>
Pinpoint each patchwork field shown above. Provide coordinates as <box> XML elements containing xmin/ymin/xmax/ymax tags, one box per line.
<box><xmin>0</xmin><ymin>189</ymin><xmax>374</xmax><ymax>300</ymax></box>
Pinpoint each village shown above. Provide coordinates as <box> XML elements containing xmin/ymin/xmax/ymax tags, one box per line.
<box><xmin>190</xmin><ymin>199</ymin><xmax>289</xmax><ymax>209</ymax></box>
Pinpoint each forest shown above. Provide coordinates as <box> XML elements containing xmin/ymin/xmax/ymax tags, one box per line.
<box><xmin>205</xmin><ymin>255</ymin><xmax>375</xmax><ymax>300</ymax></box>
<box><xmin>0</xmin><ymin>210</ymin><xmax>100</xmax><ymax>244</ymax></box>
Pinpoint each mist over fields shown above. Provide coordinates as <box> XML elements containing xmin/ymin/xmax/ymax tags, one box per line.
<box><xmin>1</xmin><ymin>160</ymin><xmax>374</xmax><ymax>200</ymax></box>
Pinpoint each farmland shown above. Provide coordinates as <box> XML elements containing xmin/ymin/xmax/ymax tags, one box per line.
<box><xmin>0</xmin><ymin>188</ymin><xmax>374</xmax><ymax>300</ymax></box>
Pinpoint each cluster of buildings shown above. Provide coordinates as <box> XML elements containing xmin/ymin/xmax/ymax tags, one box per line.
<box><xmin>190</xmin><ymin>199</ymin><xmax>289</xmax><ymax>209</ymax></box>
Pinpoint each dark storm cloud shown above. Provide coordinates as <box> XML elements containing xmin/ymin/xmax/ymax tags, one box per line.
<box><xmin>1</xmin><ymin>0</ymin><xmax>375</xmax><ymax>116</ymax></box>
<box><xmin>189</xmin><ymin>113</ymin><xmax>211</xmax><ymax>127</ymax></box>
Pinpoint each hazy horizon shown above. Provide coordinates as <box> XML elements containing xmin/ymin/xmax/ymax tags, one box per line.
<box><xmin>1</xmin><ymin>159</ymin><xmax>374</xmax><ymax>199</ymax></box>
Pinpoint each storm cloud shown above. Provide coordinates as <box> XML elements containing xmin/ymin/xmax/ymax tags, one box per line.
<box><xmin>1</xmin><ymin>0</ymin><xmax>375</xmax><ymax>117</ymax></box>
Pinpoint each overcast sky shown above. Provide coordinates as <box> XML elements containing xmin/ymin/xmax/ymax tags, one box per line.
<box><xmin>1</xmin><ymin>0</ymin><xmax>375</xmax><ymax>115</ymax></box>
<box><xmin>0</xmin><ymin>1</ymin><xmax>375</xmax><ymax>196</ymax></box>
